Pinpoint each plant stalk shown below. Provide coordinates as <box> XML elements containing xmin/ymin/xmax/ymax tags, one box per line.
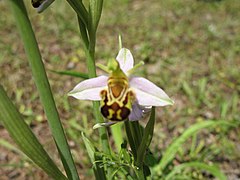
<box><xmin>8</xmin><ymin>1</ymin><xmax>79</xmax><ymax>179</ymax></box>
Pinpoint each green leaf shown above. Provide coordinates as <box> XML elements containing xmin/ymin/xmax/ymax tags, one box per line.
<box><xmin>153</xmin><ymin>120</ymin><xmax>235</xmax><ymax>174</ymax></box>
<box><xmin>77</xmin><ymin>15</ymin><xmax>89</xmax><ymax>49</ymax></box>
<box><xmin>81</xmin><ymin>133</ymin><xmax>107</xmax><ymax>180</ymax></box>
<box><xmin>49</xmin><ymin>69</ymin><xmax>89</xmax><ymax>79</ymax></box>
<box><xmin>0</xmin><ymin>85</ymin><xmax>67</xmax><ymax>180</ymax></box>
<box><xmin>8</xmin><ymin>1</ymin><xmax>79</xmax><ymax>179</ymax></box>
<box><xmin>66</xmin><ymin>0</ymin><xmax>88</xmax><ymax>27</ymax></box>
<box><xmin>165</xmin><ymin>161</ymin><xmax>226</xmax><ymax>180</ymax></box>
<box><xmin>144</xmin><ymin>151</ymin><xmax>157</xmax><ymax>167</ymax></box>
<box><xmin>89</xmin><ymin>0</ymin><xmax>103</xmax><ymax>34</ymax></box>
<box><xmin>124</xmin><ymin>121</ymin><xmax>137</xmax><ymax>159</ymax></box>
<box><xmin>136</xmin><ymin>107</ymin><xmax>155</xmax><ymax>167</ymax></box>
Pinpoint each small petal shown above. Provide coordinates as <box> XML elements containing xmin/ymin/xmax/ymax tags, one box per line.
<box><xmin>116</xmin><ymin>48</ymin><xmax>134</xmax><ymax>73</ymax></box>
<box><xmin>129</xmin><ymin>102</ymin><xmax>152</xmax><ymax>121</ymax></box>
<box><xmin>130</xmin><ymin>77</ymin><xmax>174</xmax><ymax>106</ymax></box>
<box><xmin>93</xmin><ymin>121</ymin><xmax>118</xmax><ymax>129</ymax></box>
<box><xmin>68</xmin><ymin>75</ymin><xmax>108</xmax><ymax>100</ymax></box>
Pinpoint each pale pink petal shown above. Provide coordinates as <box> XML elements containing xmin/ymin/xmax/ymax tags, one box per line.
<box><xmin>129</xmin><ymin>102</ymin><xmax>152</xmax><ymax>121</ymax></box>
<box><xmin>130</xmin><ymin>77</ymin><xmax>174</xmax><ymax>106</ymax></box>
<box><xmin>68</xmin><ymin>75</ymin><xmax>108</xmax><ymax>101</ymax></box>
<box><xmin>116</xmin><ymin>48</ymin><xmax>134</xmax><ymax>73</ymax></box>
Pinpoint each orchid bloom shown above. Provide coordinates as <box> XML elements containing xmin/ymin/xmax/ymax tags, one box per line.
<box><xmin>31</xmin><ymin>0</ymin><xmax>55</xmax><ymax>13</ymax></box>
<box><xmin>69</xmin><ymin>48</ymin><xmax>174</xmax><ymax>128</ymax></box>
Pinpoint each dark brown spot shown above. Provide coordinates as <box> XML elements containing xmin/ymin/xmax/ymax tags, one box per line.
<box><xmin>101</xmin><ymin>105</ymin><xmax>109</xmax><ymax>118</ymax></box>
<box><xmin>100</xmin><ymin>90</ymin><xmax>108</xmax><ymax>103</ymax></box>
<box><xmin>123</xmin><ymin>95</ymin><xmax>128</xmax><ymax>105</ymax></box>
<box><xmin>120</xmin><ymin>107</ymin><xmax>131</xmax><ymax>120</ymax></box>
<box><xmin>111</xmin><ymin>113</ymin><xmax>118</xmax><ymax>121</ymax></box>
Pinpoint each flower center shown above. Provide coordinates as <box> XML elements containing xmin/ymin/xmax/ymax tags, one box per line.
<box><xmin>99</xmin><ymin>60</ymin><xmax>135</xmax><ymax>121</ymax></box>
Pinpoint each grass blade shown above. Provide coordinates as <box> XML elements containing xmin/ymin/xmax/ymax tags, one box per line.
<box><xmin>124</xmin><ymin>121</ymin><xmax>137</xmax><ymax>159</ymax></box>
<box><xmin>136</xmin><ymin>107</ymin><xmax>155</xmax><ymax>167</ymax></box>
<box><xmin>89</xmin><ymin>0</ymin><xmax>103</xmax><ymax>34</ymax></box>
<box><xmin>81</xmin><ymin>133</ymin><xmax>106</xmax><ymax>180</ymax></box>
<box><xmin>66</xmin><ymin>0</ymin><xmax>88</xmax><ymax>27</ymax></box>
<box><xmin>8</xmin><ymin>1</ymin><xmax>79</xmax><ymax>179</ymax></box>
<box><xmin>153</xmin><ymin>120</ymin><xmax>235</xmax><ymax>174</ymax></box>
<box><xmin>49</xmin><ymin>69</ymin><xmax>89</xmax><ymax>79</ymax></box>
<box><xmin>0</xmin><ymin>85</ymin><xmax>67</xmax><ymax>180</ymax></box>
<box><xmin>165</xmin><ymin>161</ymin><xmax>226</xmax><ymax>180</ymax></box>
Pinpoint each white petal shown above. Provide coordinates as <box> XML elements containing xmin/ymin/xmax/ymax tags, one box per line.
<box><xmin>116</xmin><ymin>48</ymin><xmax>134</xmax><ymax>73</ymax></box>
<box><xmin>130</xmin><ymin>77</ymin><xmax>174</xmax><ymax>106</ymax></box>
<box><xmin>129</xmin><ymin>102</ymin><xmax>152</xmax><ymax>121</ymax></box>
<box><xmin>68</xmin><ymin>75</ymin><xmax>108</xmax><ymax>101</ymax></box>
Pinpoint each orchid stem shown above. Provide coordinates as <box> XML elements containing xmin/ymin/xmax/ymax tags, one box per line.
<box><xmin>77</xmin><ymin>12</ymin><xmax>112</xmax><ymax>177</ymax></box>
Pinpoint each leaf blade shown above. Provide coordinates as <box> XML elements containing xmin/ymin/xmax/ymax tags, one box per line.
<box><xmin>0</xmin><ymin>85</ymin><xmax>67</xmax><ymax>180</ymax></box>
<box><xmin>153</xmin><ymin>120</ymin><xmax>235</xmax><ymax>174</ymax></box>
<box><xmin>49</xmin><ymin>69</ymin><xmax>89</xmax><ymax>79</ymax></box>
<box><xmin>165</xmin><ymin>161</ymin><xmax>226</xmax><ymax>180</ymax></box>
<box><xmin>8</xmin><ymin>1</ymin><xmax>79</xmax><ymax>179</ymax></box>
<box><xmin>136</xmin><ymin>107</ymin><xmax>155</xmax><ymax>167</ymax></box>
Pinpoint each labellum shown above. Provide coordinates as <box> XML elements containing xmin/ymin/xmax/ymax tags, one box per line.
<box><xmin>100</xmin><ymin>60</ymin><xmax>135</xmax><ymax>121</ymax></box>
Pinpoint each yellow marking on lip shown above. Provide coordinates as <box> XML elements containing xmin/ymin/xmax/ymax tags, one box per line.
<box><xmin>107</xmin><ymin>109</ymin><xmax>115</xmax><ymax>120</ymax></box>
<box><xmin>116</xmin><ymin>109</ymin><xmax>122</xmax><ymax>120</ymax></box>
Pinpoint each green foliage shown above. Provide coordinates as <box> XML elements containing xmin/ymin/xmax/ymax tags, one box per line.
<box><xmin>1</xmin><ymin>0</ymin><xmax>239</xmax><ymax>179</ymax></box>
<box><xmin>111</xmin><ymin>123</ymin><xmax>124</xmax><ymax>152</ymax></box>
<box><xmin>89</xmin><ymin>0</ymin><xmax>103</xmax><ymax>34</ymax></box>
<box><xmin>0</xmin><ymin>85</ymin><xmax>67</xmax><ymax>179</ymax></box>
<box><xmin>152</xmin><ymin>120</ymin><xmax>236</xmax><ymax>177</ymax></box>
<box><xmin>81</xmin><ymin>133</ymin><xmax>106</xmax><ymax>180</ymax></box>
<box><xmin>137</xmin><ymin>107</ymin><xmax>155</xmax><ymax>167</ymax></box>
<box><xmin>8</xmin><ymin>0</ymin><xmax>79</xmax><ymax>179</ymax></box>
<box><xmin>165</xmin><ymin>162</ymin><xmax>226</xmax><ymax>180</ymax></box>
<box><xmin>50</xmin><ymin>69</ymin><xmax>89</xmax><ymax>79</ymax></box>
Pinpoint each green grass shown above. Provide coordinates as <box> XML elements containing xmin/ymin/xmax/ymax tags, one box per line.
<box><xmin>0</xmin><ymin>0</ymin><xmax>239</xmax><ymax>179</ymax></box>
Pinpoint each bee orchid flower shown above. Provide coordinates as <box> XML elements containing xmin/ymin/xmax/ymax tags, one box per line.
<box><xmin>69</xmin><ymin>48</ymin><xmax>174</xmax><ymax>128</ymax></box>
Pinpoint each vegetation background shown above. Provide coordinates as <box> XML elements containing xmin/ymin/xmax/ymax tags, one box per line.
<box><xmin>0</xmin><ymin>0</ymin><xmax>239</xmax><ymax>179</ymax></box>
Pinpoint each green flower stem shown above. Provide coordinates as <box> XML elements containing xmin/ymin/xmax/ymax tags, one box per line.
<box><xmin>0</xmin><ymin>85</ymin><xmax>67</xmax><ymax>180</ymax></box>
<box><xmin>77</xmin><ymin>17</ymin><xmax>111</xmax><ymax>156</ymax></box>
<box><xmin>111</xmin><ymin>123</ymin><xmax>123</xmax><ymax>152</ymax></box>
<box><xmin>9</xmin><ymin>1</ymin><xmax>79</xmax><ymax>179</ymax></box>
